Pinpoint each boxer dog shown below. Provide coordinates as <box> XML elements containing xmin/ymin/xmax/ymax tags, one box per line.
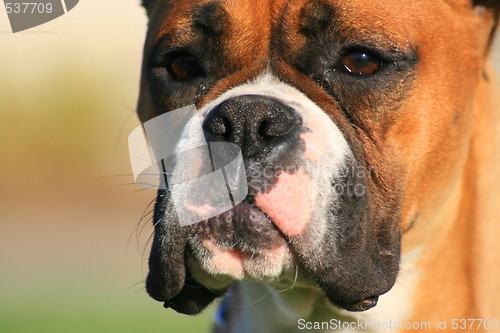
<box><xmin>137</xmin><ymin>1</ymin><xmax>500</xmax><ymax>332</ymax></box>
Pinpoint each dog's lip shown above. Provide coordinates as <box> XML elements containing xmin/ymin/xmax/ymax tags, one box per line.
<box><xmin>201</xmin><ymin>239</ymin><xmax>288</xmax><ymax>260</ymax></box>
<box><xmin>200</xmin><ymin>201</ymin><xmax>289</xmax><ymax>250</ymax></box>
<box><xmin>338</xmin><ymin>296</ymin><xmax>379</xmax><ymax>312</ymax></box>
<box><xmin>190</xmin><ymin>238</ymin><xmax>292</xmax><ymax>281</ymax></box>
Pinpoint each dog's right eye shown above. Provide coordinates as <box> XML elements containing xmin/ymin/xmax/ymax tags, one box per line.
<box><xmin>167</xmin><ymin>54</ymin><xmax>204</xmax><ymax>81</ymax></box>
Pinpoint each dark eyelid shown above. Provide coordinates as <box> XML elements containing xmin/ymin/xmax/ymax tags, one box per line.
<box><xmin>150</xmin><ymin>48</ymin><xmax>193</xmax><ymax>69</ymax></box>
<box><xmin>337</xmin><ymin>29</ymin><xmax>418</xmax><ymax>62</ymax></box>
<box><xmin>148</xmin><ymin>34</ymin><xmax>170</xmax><ymax>67</ymax></box>
<box><xmin>341</xmin><ymin>44</ymin><xmax>404</xmax><ymax>63</ymax></box>
<box><xmin>148</xmin><ymin>33</ymin><xmax>190</xmax><ymax>68</ymax></box>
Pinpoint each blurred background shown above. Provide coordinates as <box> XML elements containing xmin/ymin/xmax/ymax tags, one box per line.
<box><xmin>0</xmin><ymin>1</ymin><xmax>214</xmax><ymax>332</ymax></box>
<box><xmin>0</xmin><ymin>2</ymin><xmax>499</xmax><ymax>333</ymax></box>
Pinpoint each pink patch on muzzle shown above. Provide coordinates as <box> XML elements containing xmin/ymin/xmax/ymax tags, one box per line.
<box><xmin>255</xmin><ymin>169</ymin><xmax>312</xmax><ymax>236</ymax></box>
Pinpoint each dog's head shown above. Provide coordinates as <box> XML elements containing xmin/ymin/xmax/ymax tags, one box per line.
<box><xmin>137</xmin><ymin>0</ymin><xmax>499</xmax><ymax>314</ymax></box>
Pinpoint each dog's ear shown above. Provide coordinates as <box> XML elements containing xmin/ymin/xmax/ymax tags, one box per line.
<box><xmin>473</xmin><ymin>0</ymin><xmax>500</xmax><ymax>10</ymax></box>
<box><xmin>472</xmin><ymin>0</ymin><xmax>500</xmax><ymax>21</ymax></box>
<box><xmin>141</xmin><ymin>0</ymin><xmax>169</xmax><ymax>18</ymax></box>
<box><xmin>472</xmin><ymin>0</ymin><xmax>499</xmax><ymax>48</ymax></box>
<box><xmin>141</xmin><ymin>0</ymin><xmax>157</xmax><ymax>14</ymax></box>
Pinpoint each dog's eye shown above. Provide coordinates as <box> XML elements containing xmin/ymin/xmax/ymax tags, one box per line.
<box><xmin>342</xmin><ymin>52</ymin><xmax>381</xmax><ymax>75</ymax></box>
<box><xmin>167</xmin><ymin>54</ymin><xmax>203</xmax><ymax>81</ymax></box>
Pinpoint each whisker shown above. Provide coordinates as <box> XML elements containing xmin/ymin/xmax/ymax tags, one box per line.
<box><xmin>134</xmin><ymin>187</ymin><xmax>158</xmax><ymax>192</ymax></box>
<box><xmin>115</xmin><ymin>104</ymin><xmax>139</xmax><ymax>150</ymax></box>
<box><xmin>126</xmin><ymin>198</ymin><xmax>157</xmax><ymax>253</ymax></box>
<box><xmin>111</xmin><ymin>182</ymin><xmax>158</xmax><ymax>189</ymax></box>
<box><xmin>141</xmin><ymin>216</ymin><xmax>158</xmax><ymax>256</ymax></box>
<box><xmin>275</xmin><ymin>263</ymin><xmax>299</xmax><ymax>293</ymax></box>
<box><xmin>128</xmin><ymin>280</ymin><xmax>146</xmax><ymax>290</ymax></box>
<box><xmin>140</xmin><ymin>217</ymin><xmax>164</xmax><ymax>275</ymax></box>
<box><xmin>133</xmin><ymin>285</ymin><xmax>148</xmax><ymax>295</ymax></box>
<box><xmin>93</xmin><ymin>174</ymin><xmax>137</xmax><ymax>181</ymax></box>
<box><xmin>238</xmin><ymin>285</ymin><xmax>273</xmax><ymax>309</ymax></box>
<box><xmin>136</xmin><ymin>210</ymin><xmax>155</xmax><ymax>242</ymax></box>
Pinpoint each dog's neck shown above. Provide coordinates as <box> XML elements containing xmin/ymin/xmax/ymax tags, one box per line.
<box><xmin>401</xmin><ymin>61</ymin><xmax>500</xmax><ymax>322</ymax></box>
<box><xmin>214</xmin><ymin>248</ymin><xmax>421</xmax><ymax>333</ymax></box>
<box><xmin>466</xmin><ymin>61</ymin><xmax>500</xmax><ymax>318</ymax></box>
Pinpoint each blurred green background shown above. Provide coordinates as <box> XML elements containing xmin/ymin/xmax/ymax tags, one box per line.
<box><xmin>0</xmin><ymin>2</ymin><xmax>499</xmax><ymax>333</ymax></box>
<box><xmin>0</xmin><ymin>1</ymin><xmax>214</xmax><ymax>332</ymax></box>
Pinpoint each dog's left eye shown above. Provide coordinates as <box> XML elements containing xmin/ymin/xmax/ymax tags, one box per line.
<box><xmin>167</xmin><ymin>54</ymin><xmax>204</xmax><ymax>81</ymax></box>
<box><xmin>342</xmin><ymin>52</ymin><xmax>381</xmax><ymax>75</ymax></box>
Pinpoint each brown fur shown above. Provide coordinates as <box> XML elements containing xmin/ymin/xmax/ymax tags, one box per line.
<box><xmin>139</xmin><ymin>0</ymin><xmax>500</xmax><ymax>329</ymax></box>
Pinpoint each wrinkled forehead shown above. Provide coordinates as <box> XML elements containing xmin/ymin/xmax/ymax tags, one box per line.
<box><xmin>145</xmin><ymin>0</ymin><xmax>472</xmax><ymax>51</ymax></box>
<box><xmin>144</xmin><ymin>0</ymin><xmax>275</xmax><ymax>68</ymax></box>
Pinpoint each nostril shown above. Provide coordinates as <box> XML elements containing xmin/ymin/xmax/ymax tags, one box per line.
<box><xmin>260</xmin><ymin>109</ymin><xmax>298</xmax><ymax>139</ymax></box>
<box><xmin>203</xmin><ymin>115</ymin><xmax>232</xmax><ymax>140</ymax></box>
<box><xmin>265</xmin><ymin>119</ymin><xmax>293</xmax><ymax>138</ymax></box>
<box><xmin>258</xmin><ymin>119</ymin><xmax>293</xmax><ymax>140</ymax></box>
<box><xmin>257</xmin><ymin>120</ymin><xmax>272</xmax><ymax>140</ymax></box>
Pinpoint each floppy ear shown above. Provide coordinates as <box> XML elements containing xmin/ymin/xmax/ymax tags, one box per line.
<box><xmin>141</xmin><ymin>0</ymin><xmax>157</xmax><ymax>15</ymax></box>
<box><xmin>472</xmin><ymin>0</ymin><xmax>500</xmax><ymax>21</ymax></box>
<box><xmin>140</xmin><ymin>0</ymin><xmax>170</xmax><ymax>19</ymax></box>
<box><xmin>473</xmin><ymin>0</ymin><xmax>500</xmax><ymax>9</ymax></box>
<box><xmin>472</xmin><ymin>0</ymin><xmax>499</xmax><ymax>49</ymax></box>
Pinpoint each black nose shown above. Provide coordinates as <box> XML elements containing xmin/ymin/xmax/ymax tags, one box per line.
<box><xmin>202</xmin><ymin>95</ymin><xmax>301</xmax><ymax>157</ymax></box>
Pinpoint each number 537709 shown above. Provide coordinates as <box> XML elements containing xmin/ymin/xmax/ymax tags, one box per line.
<box><xmin>5</xmin><ymin>2</ymin><xmax>54</xmax><ymax>14</ymax></box>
